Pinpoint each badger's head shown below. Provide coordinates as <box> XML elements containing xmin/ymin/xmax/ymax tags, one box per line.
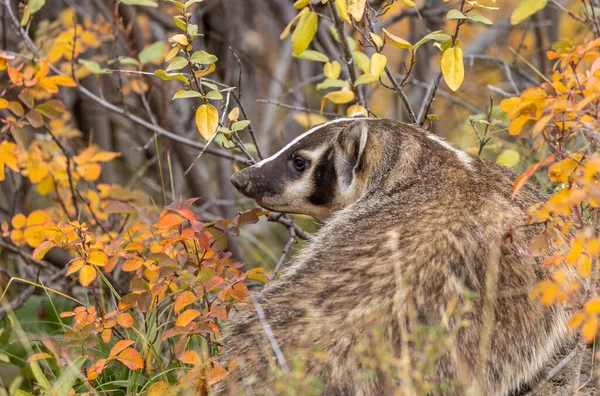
<box><xmin>230</xmin><ymin>118</ymin><xmax>376</xmax><ymax>220</ymax></box>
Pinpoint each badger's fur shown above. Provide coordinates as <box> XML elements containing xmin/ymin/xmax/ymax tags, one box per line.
<box><xmin>222</xmin><ymin>118</ymin><xmax>573</xmax><ymax>395</ymax></box>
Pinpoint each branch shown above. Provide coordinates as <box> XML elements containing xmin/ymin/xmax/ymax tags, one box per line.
<box><xmin>257</xmin><ymin>99</ymin><xmax>340</xmax><ymax>118</ymax></box>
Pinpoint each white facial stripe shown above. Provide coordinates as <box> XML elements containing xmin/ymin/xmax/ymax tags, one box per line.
<box><xmin>426</xmin><ymin>134</ymin><xmax>474</xmax><ymax>171</ymax></box>
<box><xmin>254</xmin><ymin>117</ymin><xmax>359</xmax><ymax>168</ymax></box>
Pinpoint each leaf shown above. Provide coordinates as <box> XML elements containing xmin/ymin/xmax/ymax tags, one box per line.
<box><xmin>79</xmin><ymin>265</ymin><xmax>97</xmax><ymax>287</ymax></box>
<box><xmin>165</xmin><ymin>56</ymin><xmax>188</xmax><ymax>72</ymax></box>
<box><xmin>172</xmin><ymin>90</ymin><xmax>203</xmax><ymax>100</ymax></box>
<box><xmin>370</xmin><ymin>33</ymin><xmax>384</xmax><ymax>50</ymax></box>
<box><xmin>121</xmin><ymin>0</ymin><xmax>158</xmax><ymax>5</ymax></box>
<box><xmin>176</xmin><ymin>309</ymin><xmax>201</xmax><ymax>326</ymax></box>
<box><xmin>248</xmin><ymin>268</ymin><xmax>269</xmax><ymax>283</ymax></box>
<box><xmin>324</xmin><ymin>61</ymin><xmax>341</xmax><ymax>79</ymax></box>
<box><xmin>175</xmin><ymin>291</ymin><xmax>197</xmax><ymax>313</ymax></box>
<box><xmin>190</xmin><ymin>50</ymin><xmax>218</xmax><ymax>65</ymax></box>
<box><xmin>116</xmin><ymin>313</ymin><xmax>134</xmax><ymax>328</ymax></box>
<box><xmin>148</xmin><ymin>382</ymin><xmax>170</xmax><ymax>396</ymax></box>
<box><xmin>32</xmin><ymin>241</ymin><xmax>54</xmax><ymax>260</ymax></box>
<box><xmin>316</xmin><ymin>78</ymin><xmax>350</xmax><ymax>90</ymax></box>
<box><xmin>109</xmin><ymin>339</ymin><xmax>136</xmax><ymax>359</ymax></box>
<box><xmin>292</xmin><ymin>113</ymin><xmax>328</xmax><ymax>128</ymax></box>
<box><xmin>468</xmin><ymin>13</ymin><xmax>493</xmax><ymax>25</ymax></box>
<box><xmin>582</xmin><ymin>316</ymin><xmax>598</xmax><ymax>343</ymax></box>
<box><xmin>207</xmin><ymin>365</ymin><xmax>229</xmax><ymax>385</ymax></box>
<box><xmin>157</xmin><ymin>213</ymin><xmax>185</xmax><ymax>229</ymax></box>
<box><xmin>29</xmin><ymin>0</ymin><xmax>46</xmax><ymax>14</ymax></box>
<box><xmin>585</xmin><ymin>297</ymin><xmax>600</xmax><ymax>314</ymax></box>
<box><xmin>122</xmin><ymin>257</ymin><xmax>144</xmax><ymax>272</ymax></box>
<box><xmin>27</xmin><ymin>353</ymin><xmax>53</xmax><ymax>362</ymax></box>
<box><xmin>116</xmin><ymin>348</ymin><xmax>144</xmax><ymax>370</ymax></box>
<box><xmin>347</xmin><ymin>104</ymin><xmax>368</xmax><ymax>116</ymax></box>
<box><xmin>352</xmin><ymin>51</ymin><xmax>370</xmax><ymax>73</ymax></box>
<box><xmin>291</xmin><ymin>11</ymin><xmax>319</xmax><ymax>55</ymax></box>
<box><xmin>179</xmin><ymin>350</ymin><xmax>201</xmax><ymax>365</ymax></box>
<box><xmin>354</xmin><ymin>73</ymin><xmax>378</xmax><ymax>86</ymax></box>
<box><xmin>511</xmin><ymin>0</ymin><xmax>547</xmax><ymax>25</ymax></box>
<box><xmin>195</xmin><ymin>104</ymin><xmax>219</xmax><ymax>140</ymax></box>
<box><xmin>347</xmin><ymin>0</ymin><xmax>366</xmax><ymax>21</ymax></box>
<box><xmin>446</xmin><ymin>9</ymin><xmax>466</xmax><ymax>19</ymax></box>
<box><xmin>414</xmin><ymin>31</ymin><xmax>451</xmax><ymax>51</ymax></box>
<box><xmin>293</xmin><ymin>50</ymin><xmax>329</xmax><ymax>63</ymax></box>
<box><xmin>35</xmin><ymin>99</ymin><xmax>66</xmax><ymax>119</ymax></box>
<box><xmin>88</xmin><ymin>250</ymin><xmax>108</xmax><ymax>266</ymax></box>
<box><xmin>441</xmin><ymin>46</ymin><xmax>464</xmax><ymax>91</ymax></box>
<box><xmin>139</xmin><ymin>41</ymin><xmax>166</xmax><ymax>65</ymax></box>
<box><xmin>205</xmin><ymin>90</ymin><xmax>223</xmax><ymax>100</ymax></box>
<box><xmin>293</xmin><ymin>0</ymin><xmax>310</xmax><ymax>8</ymax></box>
<box><xmin>382</xmin><ymin>28</ymin><xmax>413</xmax><ymax>50</ymax></box>
<box><xmin>320</xmin><ymin>90</ymin><xmax>355</xmax><ymax>113</ymax></box>
<box><xmin>496</xmin><ymin>150</ymin><xmax>521</xmax><ymax>168</ymax></box>
<box><xmin>231</xmin><ymin>120</ymin><xmax>251</xmax><ymax>132</ymax></box>
<box><xmin>335</xmin><ymin>0</ymin><xmax>350</xmax><ymax>22</ymax></box>
<box><xmin>11</xmin><ymin>213</ymin><xmax>26</xmax><ymax>229</ymax></box>
<box><xmin>370</xmin><ymin>53</ymin><xmax>387</xmax><ymax>77</ymax></box>
<box><xmin>154</xmin><ymin>69</ymin><xmax>187</xmax><ymax>82</ymax></box>
<box><xmin>280</xmin><ymin>8</ymin><xmax>308</xmax><ymax>40</ymax></box>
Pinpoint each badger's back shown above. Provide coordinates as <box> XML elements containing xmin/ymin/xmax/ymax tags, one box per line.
<box><xmin>218</xmin><ymin>120</ymin><xmax>570</xmax><ymax>395</ymax></box>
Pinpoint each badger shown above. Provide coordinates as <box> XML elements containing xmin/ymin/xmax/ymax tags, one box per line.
<box><xmin>219</xmin><ymin>117</ymin><xmax>574</xmax><ymax>395</ymax></box>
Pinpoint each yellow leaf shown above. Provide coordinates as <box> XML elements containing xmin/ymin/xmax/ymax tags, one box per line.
<box><xmin>24</xmin><ymin>225</ymin><xmax>44</xmax><ymax>247</ymax></box>
<box><xmin>228</xmin><ymin>107</ymin><xmax>240</xmax><ymax>122</ymax></box>
<box><xmin>404</xmin><ymin>0</ymin><xmax>416</xmax><ymax>5</ymax></box>
<box><xmin>88</xmin><ymin>250</ymin><xmax>108</xmax><ymax>266</ymax></box>
<box><xmin>568</xmin><ymin>312</ymin><xmax>586</xmax><ymax>330</ymax></box>
<box><xmin>292</xmin><ymin>113</ymin><xmax>328</xmax><ymax>128</ymax></box>
<box><xmin>37</xmin><ymin>175</ymin><xmax>55</xmax><ymax>196</ymax></box>
<box><xmin>0</xmin><ymin>98</ymin><xmax>8</xmax><ymax>109</ymax></box>
<box><xmin>496</xmin><ymin>150</ymin><xmax>521</xmax><ymax>168</ymax></box>
<box><xmin>122</xmin><ymin>257</ymin><xmax>144</xmax><ymax>272</ymax></box>
<box><xmin>79</xmin><ymin>265</ymin><xmax>97</xmax><ymax>287</ymax></box>
<box><xmin>27</xmin><ymin>352</ymin><xmax>53</xmax><ymax>362</ymax></box>
<box><xmin>585</xmin><ymin>297</ymin><xmax>600</xmax><ymax>315</ymax></box>
<box><xmin>10</xmin><ymin>229</ymin><xmax>25</xmax><ymax>246</ymax></box>
<box><xmin>26</xmin><ymin>210</ymin><xmax>49</xmax><ymax>227</ymax></box>
<box><xmin>336</xmin><ymin>0</ymin><xmax>350</xmax><ymax>22</ymax></box>
<box><xmin>370</xmin><ymin>53</ymin><xmax>387</xmax><ymax>77</ymax></box>
<box><xmin>511</xmin><ymin>0</ymin><xmax>548</xmax><ymax>25</ymax></box>
<box><xmin>195</xmin><ymin>104</ymin><xmax>219</xmax><ymax>140</ymax></box>
<box><xmin>577</xmin><ymin>255</ymin><xmax>592</xmax><ymax>278</ymax></box>
<box><xmin>280</xmin><ymin>8</ymin><xmax>308</xmax><ymax>40</ymax></box>
<box><xmin>320</xmin><ymin>90</ymin><xmax>355</xmax><ymax>113</ymax></box>
<box><xmin>324</xmin><ymin>61</ymin><xmax>341</xmax><ymax>79</ymax></box>
<box><xmin>32</xmin><ymin>241</ymin><xmax>54</xmax><ymax>260</ymax></box>
<box><xmin>293</xmin><ymin>0</ymin><xmax>310</xmax><ymax>8</ymax></box>
<box><xmin>346</xmin><ymin>104</ymin><xmax>368</xmax><ymax>116</ymax></box>
<box><xmin>369</xmin><ymin>33</ymin><xmax>384</xmax><ymax>50</ymax></box>
<box><xmin>582</xmin><ymin>316</ymin><xmax>598</xmax><ymax>343</ymax></box>
<box><xmin>509</xmin><ymin>115</ymin><xmax>534</xmax><ymax>136</ymax></box>
<box><xmin>382</xmin><ymin>28</ymin><xmax>413</xmax><ymax>50</ymax></box>
<box><xmin>248</xmin><ymin>268</ymin><xmax>269</xmax><ymax>283</ymax></box>
<box><xmin>441</xmin><ymin>46</ymin><xmax>464</xmax><ymax>91</ymax></box>
<box><xmin>291</xmin><ymin>11</ymin><xmax>319</xmax><ymax>55</ymax></box>
<box><xmin>176</xmin><ymin>309</ymin><xmax>201</xmax><ymax>326</ymax></box>
<box><xmin>147</xmin><ymin>382</ymin><xmax>170</xmax><ymax>396</ymax></box>
<box><xmin>11</xmin><ymin>213</ymin><xmax>26</xmax><ymax>229</ymax></box>
<box><xmin>91</xmin><ymin>151</ymin><xmax>121</xmax><ymax>162</ymax></box>
<box><xmin>27</xmin><ymin>156</ymin><xmax>49</xmax><ymax>183</ymax></box>
<box><xmin>169</xmin><ymin>34</ymin><xmax>188</xmax><ymax>46</ymax></box>
<box><xmin>347</xmin><ymin>0</ymin><xmax>366</xmax><ymax>21</ymax></box>
<box><xmin>174</xmin><ymin>291</ymin><xmax>197</xmax><ymax>313</ymax></box>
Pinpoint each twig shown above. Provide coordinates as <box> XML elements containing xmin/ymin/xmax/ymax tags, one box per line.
<box><xmin>249</xmin><ymin>294</ymin><xmax>289</xmax><ymax>373</ymax></box>
<box><xmin>257</xmin><ymin>99</ymin><xmax>339</xmax><ymax>118</ymax></box>
<box><xmin>270</xmin><ymin>228</ymin><xmax>296</xmax><ymax>280</ymax></box>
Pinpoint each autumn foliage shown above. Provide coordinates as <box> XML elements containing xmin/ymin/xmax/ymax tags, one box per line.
<box><xmin>1</xmin><ymin>0</ymin><xmax>600</xmax><ymax>394</ymax></box>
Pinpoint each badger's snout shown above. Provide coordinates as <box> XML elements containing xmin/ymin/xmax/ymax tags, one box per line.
<box><xmin>230</xmin><ymin>171</ymin><xmax>250</xmax><ymax>193</ymax></box>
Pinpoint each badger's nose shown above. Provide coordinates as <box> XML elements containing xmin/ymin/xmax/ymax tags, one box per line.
<box><xmin>230</xmin><ymin>172</ymin><xmax>249</xmax><ymax>192</ymax></box>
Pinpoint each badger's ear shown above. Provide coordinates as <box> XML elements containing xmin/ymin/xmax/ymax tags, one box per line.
<box><xmin>335</xmin><ymin>120</ymin><xmax>369</xmax><ymax>191</ymax></box>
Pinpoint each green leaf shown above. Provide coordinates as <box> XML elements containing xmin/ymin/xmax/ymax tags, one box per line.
<box><xmin>496</xmin><ymin>149</ymin><xmax>521</xmax><ymax>168</ymax></box>
<box><xmin>201</xmin><ymin>81</ymin><xmax>219</xmax><ymax>91</ymax></box>
<box><xmin>413</xmin><ymin>30</ymin><xmax>451</xmax><ymax>51</ymax></box>
<box><xmin>467</xmin><ymin>13</ymin><xmax>493</xmax><ymax>25</ymax></box>
<box><xmin>355</xmin><ymin>73</ymin><xmax>378</xmax><ymax>86</ymax></box>
<box><xmin>53</xmin><ymin>356</ymin><xmax>87</xmax><ymax>396</ymax></box>
<box><xmin>352</xmin><ymin>51</ymin><xmax>370</xmax><ymax>74</ymax></box>
<box><xmin>174</xmin><ymin>16</ymin><xmax>186</xmax><ymax>31</ymax></box>
<box><xmin>165</xmin><ymin>56</ymin><xmax>188</xmax><ymax>72</ymax></box>
<box><xmin>172</xmin><ymin>90</ymin><xmax>203</xmax><ymax>100</ymax></box>
<box><xmin>170</xmin><ymin>1</ymin><xmax>185</xmax><ymax>11</ymax></box>
<box><xmin>139</xmin><ymin>41</ymin><xmax>166</xmax><ymax>65</ymax></box>
<box><xmin>293</xmin><ymin>50</ymin><xmax>329</xmax><ymax>62</ymax></box>
<box><xmin>446</xmin><ymin>9</ymin><xmax>466</xmax><ymax>19</ymax></box>
<box><xmin>291</xmin><ymin>11</ymin><xmax>319</xmax><ymax>54</ymax></box>
<box><xmin>110</xmin><ymin>56</ymin><xmax>139</xmax><ymax>66</ymax></box>
<box><xmin>29</xmin><ymin>360</ymin><xmax>51</xmax><ymax>392</ymax></box>
<box><xmin>78</xmin><ymin>59</ymin><xmax>108</xmax><ymax>74</ymax></box>
<box><xmin>316</xmin><ymin>78</ymin><xmax>350</xmax><ymax>90</ymax></box>
<box><xmin>190</xmin><ymin>50</ymin><xmax>218</xmax><ymax>65</ymax></box>
<box><xmin>441</xmin><ymin>46</ymin><xmax>464</xmax><ymax>91</ymax></box>
<box><xmin>29</xmin><ymin>0</ymin><xmax>45</xmax><ymax>14</ymax></box>
<box><xmin>121</xmin><ymin>0</ymin><xmax>159</xmax><ymax>6</ymax></box>
<box><xmin>511</xmin><ymin>0</ymin><xmax>547</xmax><ymax>25</ymax></box>
<box><xmin>154</xmin><ymin>69</ymin><xmax>187</xmax><ymax>82</ymax></box>
<box><xmin>231</xmin><ymin>120</ymin><xmax>251</xmax><ymax>131</ymax></box>
<box><xmin>205</xmin><ymin>90</ymin><xmax>223</xmax><ymax>100</ymax></box>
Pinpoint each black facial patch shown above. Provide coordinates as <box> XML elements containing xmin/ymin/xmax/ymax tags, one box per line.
<box><xmin>309</xmin><ymin>148</ymin><xmax>337</xmax><ymax>206</ymax></box>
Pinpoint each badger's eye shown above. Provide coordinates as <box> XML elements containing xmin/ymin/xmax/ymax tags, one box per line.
<box><xmin>292</xmin><ymin>155</ymin><xmax>308</xmax><ymax>172</ymax></box>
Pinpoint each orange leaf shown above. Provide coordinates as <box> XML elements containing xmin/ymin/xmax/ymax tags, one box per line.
<box><xmin>174</xmin><ymin>291</ymin><xmax>196</xmax><ymax>313</ymax></box>
<box><xmin>568</xmin><ymin>312</ymin><xmax>586</xmax><ymax>330</ymax></box>
<box><xmin>176</xmin><ymin>309</ymin><xmax>201</xmax><ymax>327</ymax></box>
<box><xmin>206</xmin><ymin>365</ymin><xmax>229</xmax><ymax>385</ymax></box>
<box><xmin>79</xmin><ymin>265</ymin><xmax>97</xmax><ymax>287</ymax></box>
<box><xmin>90</xmin><ymin>151</ymin><xmax>121</xmax><ymax>162</ymax></box>
<box><xmin>88</xmin><ymin>250</ymin><xmax>108</xmax><ymax>266</ymax></box>
<box><xmin>122</xmin><ymin>257</ymin><xmax>144</xmax><ymax>272</ymax></box>
<box><xmin>67</xmin><ymin>258</ymin><xmax>85</xmax><ymax>276</ymax></box>
<box><xmin>585</xmin><ymin>297</ymin><xmax>600</xmax><ymax>314</ymax></box>
<box><xmin>179</xmin><ymin>350</ymin><xmax>201</xmax><ymax>365</ymax></box>
<box><xmin>157</xmin><ymin>213</ymin><xmax>185</xmax><ymax>229</ymax></box>
<box><xmin>11</xmin><ymin>213</ymin><xmax>26</xmax><ymax>229</ymax></box>
<box><xmin>116</xmin><ymin>313</ymin><xmax>134</xmax><ymax>328</ymax></box>
<box><xmin>116</xmin><ymin>348</ymin><xmax>144</xmax><ymax>370</ymax></box>
<box><xmin>109</xmin><ymin>339</ymin><xmax>135</xmax><ymax>359</ymax></box>
<box><xmin>32</xmin><ymin>240</ymin><xmax>54</xmax><ymax>260</ymax></box>
<box><xmin>147</xmin><ymin>382</ymin><xmax>170</xmax><ymax>395</ymax></box>
<box><xmin>27</xmin><ymin>352</ymin><xmax>53</xmax><ymax>362</ymax></box>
